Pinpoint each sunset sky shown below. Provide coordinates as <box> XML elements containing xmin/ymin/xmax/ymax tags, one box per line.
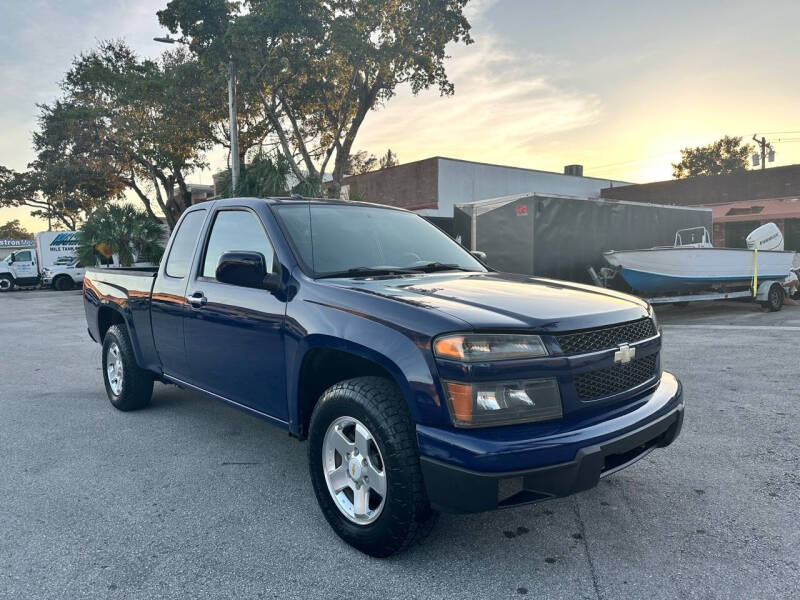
<box><xmin>2</xmin><ymin>0</ymin><xmax>799</xmax><ymax>231</ymax></box>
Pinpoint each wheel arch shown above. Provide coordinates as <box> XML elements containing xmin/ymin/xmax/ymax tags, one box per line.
<box><xmin>292</xmin><ymin>338</ymin><xmax>419</xmax><ymax>439</ymax></box>
<box><xmin>96</xmin><ymin>303</ymin><xmax>148</xmax><ymax>367</ymax></box>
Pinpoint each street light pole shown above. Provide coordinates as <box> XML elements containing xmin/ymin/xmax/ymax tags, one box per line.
<box><xmin>154</xmin><ymin>35</ymin><xmax>240</xmax><ymax>193</ymax></box>
<box><xmin>226</xmin><ymin>60</ymin><xmax>240</xmax><ymax>193</ymax></box>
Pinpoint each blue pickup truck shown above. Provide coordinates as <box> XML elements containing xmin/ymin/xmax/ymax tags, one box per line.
<box><xmin>83</xmin><ymin>197</ymin><xmax>684</xmax><ymax>557</ymax></box>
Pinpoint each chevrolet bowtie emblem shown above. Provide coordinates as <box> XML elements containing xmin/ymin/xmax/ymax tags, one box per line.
<box><xmin>614</xmin><ymin>344</ymin><xmax>635</xmax><ymax>365</ymax></box>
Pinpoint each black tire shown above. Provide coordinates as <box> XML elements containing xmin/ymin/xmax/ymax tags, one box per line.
<box><xmin>760</xmin><ymin>283</ymin><xmax>784</xmax><ymax>312</ymax></box>
<box><xmin>308</xmin><ymin>376</ymin><xmax>437</xmax><ymax>557</ymax></box>
<box><xmin>102</xmin><ymin>324</ymin><xmax>154</xmax><ymax>411</ymax></box>
<box><xmin>53</xmin><ymin>275</ymin><xmax>74</xmax><ymax>291</ymax></box>
<box><xmin>0</xmin><ymin>275</ymin><xmax>14</xmax><ymax>292</ymax></box>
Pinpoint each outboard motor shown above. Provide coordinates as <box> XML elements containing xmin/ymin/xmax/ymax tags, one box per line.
<box><xmin>746</xmin><ymin>222</ymin><xmax>784</xmax><ymax>251</ymax></box>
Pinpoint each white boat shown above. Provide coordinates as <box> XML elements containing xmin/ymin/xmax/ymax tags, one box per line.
<box><xmin>603</xmin><ymin>224</ymin><xmax>796</xmax><ymax>295</ymax></box>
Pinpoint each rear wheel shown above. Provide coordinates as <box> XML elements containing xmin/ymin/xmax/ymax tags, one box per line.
<box><xmin>308</xmin><ymin>376</ymin><xmax>437</xmax><ymax>557</ymax></box>
<box><xmin>53</xmin><ymin>275</ymin><xmax>74</xmax><ymax>291</ymax></box>
<box><xmin>102</xmin><ymin>324</ymin><xmax>153</xmax><ymax>411</ymax></box>
<box><xmin>0</xmin><ymin>275</ymin><xmax>14</xmax><ymax>292</ymax></box>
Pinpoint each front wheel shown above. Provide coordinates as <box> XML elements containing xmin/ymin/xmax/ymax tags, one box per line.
<box><xmin>0</xmin><ymin>275</ymin><xmax>14</xmax><ymax>292</ymax></box>
<box><xmin>308</xmin><ymin>376</ymin><xmax>437</xmax><ymax>557</ymax></box>
<box><xmin>53</xmin><ymin>275</ymin><xmax>74</xmax><ymax>291</ymax></box>
<box><xmin>102</xmin><ymin>324</ymin><xmax>154</xmax><ymax>411</ymax></box>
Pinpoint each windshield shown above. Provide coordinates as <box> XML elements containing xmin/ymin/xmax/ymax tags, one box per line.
<box><xmin>275</xmin><ymin>204</ymin><xmax>486</xmax><ymax>278</ymax></box>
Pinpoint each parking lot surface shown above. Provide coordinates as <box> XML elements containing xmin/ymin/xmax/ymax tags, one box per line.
<box><xmin>1</xmin><ymin>290</ymin><xmax>798</xmax><ymax>599</ymax></box>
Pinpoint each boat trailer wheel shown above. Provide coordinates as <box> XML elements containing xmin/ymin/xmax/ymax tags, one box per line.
<box><xmin>761</xmin><ymin>283</ymin><xmax>784</xmax><ymax>312</ymax></box>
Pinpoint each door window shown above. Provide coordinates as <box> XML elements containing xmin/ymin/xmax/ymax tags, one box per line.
<box><xmin>165</xmin><ymin>210</ymin><xmax>206</xmax><ymax>278</ymax></box>
<box><xmin>202</xmin><ymin>210</ymin><xmax>274</xmax><ymax>279</ymax></box>
<box><xmin>15</xmin><ymin>251</ymin><xmax>32</xmax><ymax>262</ymax></box>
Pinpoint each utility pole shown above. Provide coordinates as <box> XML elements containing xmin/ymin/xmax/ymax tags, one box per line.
<box><xmin>154</xmin><ymin>35</ymin><xmax>240</xmax><ymax>194</ymax></box>
<box><xmin>752</xmin><ymin>135</ymin><xmax>775</xmax><ymax>170</ymax></box>
<box><xmin>227</xmin><ymin>60</ymin><xmax>240</xmax><ymax>194</ymax></box>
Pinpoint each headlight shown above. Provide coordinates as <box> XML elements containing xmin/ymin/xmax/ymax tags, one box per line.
<box><xmin>444</xmin><ymin>378</ymin><xmax>563</xmax><ymax>427</ymax></box>
<box><xmin>433</xmin><ymin>333</ymin><xmax>548</xmax><ymax>362</ymax></box>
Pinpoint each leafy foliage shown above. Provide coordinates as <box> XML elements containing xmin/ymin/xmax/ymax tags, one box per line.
<box><xmin>216</xmin><ymin>152</ymin><xmax>292</xmax><ymax>197</ymax></box>
<box><xmin>0</xmin><ymin>117</ymin><xmax>123</xmax><ymax>231</ymax></box>
<box><xmin>347</xmin><ymin>150</ymin><xmax>378</xmax><ymax>175</ymax></box>
<box><xmin>0</xmin><ymin>220</ymin><xmax>32</xmax><ymax>240</ymax></box>
<box><xmin>672</xmin><ymin>136</ymin><xmax>753</xmax><ymax>178</ymax></box>
<box><xmin>158</xmin><ymin>0</ymin><xmax>472</xmax><ymax>194</ymax></box>
<box><xmin>347</xmin><ymin>148</ymin><xmax>399</xmax><ymax>174</ymax></box>
<box><xmin>379</xmin><ymin>149</ymin><xmax>399</xmax><ymax>169</ymax></box>
<box><xmin>51</xmin><ymin>41</ymin><xmax>223</xmax><ymax>228</ymax></box>
<box><xmin>77</xmin><ymin>204</ymin><xmax>165</xmax><ymax>267</ymax></box>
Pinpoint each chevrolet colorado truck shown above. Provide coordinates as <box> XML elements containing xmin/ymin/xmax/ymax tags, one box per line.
<box><xmin>83</xmin><ymin>197</ymin><xmax>684</xmax><ymax>557</ymax></box>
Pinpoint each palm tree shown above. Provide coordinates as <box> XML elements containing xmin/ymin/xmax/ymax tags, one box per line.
<box><xmin>77</xmin><ymin>204</ymin><xmax>165</xmax><ymax>267</ymax></box>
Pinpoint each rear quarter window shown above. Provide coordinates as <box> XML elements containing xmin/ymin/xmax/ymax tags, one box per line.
<box><xmin>165</xmin><ymin>210</ymin><xmax>206</xmax><ymax>278</ymax></box>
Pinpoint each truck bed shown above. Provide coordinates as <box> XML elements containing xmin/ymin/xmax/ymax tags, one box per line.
<box><xmin>83</xmin><ymin>267</ymin><xmax>161</xmax><ymax>370</ymax></box>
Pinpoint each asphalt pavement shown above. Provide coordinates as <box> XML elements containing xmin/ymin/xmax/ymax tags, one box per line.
<box><xmin>1</xmin><ymin>290</ymin><xmax>798</xmax><ymax>599</ymax></box>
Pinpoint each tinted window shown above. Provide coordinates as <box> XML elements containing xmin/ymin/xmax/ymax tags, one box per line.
<box><xmin>202</xmin><ymin>210</ymin><xmax>274</xmax><ymax>279</ymax></box>
<box><xmin>165</xmin><ymin>210</ymin><xmax>206</xmax><ymax>278</ymax></box>
<box><xmin>276</xmin><ymin>204</ymin><xmax>485</xmax><ymax>276</ymax></box>
<box><xmin>15</xmin><ymin>251</ymin><xmax>32</xmax><ymax>262</ymax></box>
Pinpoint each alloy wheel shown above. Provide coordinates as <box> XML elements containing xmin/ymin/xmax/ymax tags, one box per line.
<box><xmin>322</xmin><ymin>416</ymin><xmax>387</xmax><ymax>525</ymax></box>
<box><xmin>106</xmin><ymin>342</ymin><xmax>124</xmax><ymax>395</ymax></box>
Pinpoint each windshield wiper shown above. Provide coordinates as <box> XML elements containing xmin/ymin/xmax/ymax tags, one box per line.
<box><xmin>316</xmin><ymin>266</ymin><xmax>419</xmax><ymax>279</ymax></box>
<box><xmin>406</xmin><ymin>262</ymin><xmax>474</xmax><ymax>273</ymax></box>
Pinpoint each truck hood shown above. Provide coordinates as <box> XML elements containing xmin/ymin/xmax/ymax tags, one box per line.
<box><xmin>327</xmin><ymin>271</ymin><xmax>649</xmax><ymax>332</ymax></box>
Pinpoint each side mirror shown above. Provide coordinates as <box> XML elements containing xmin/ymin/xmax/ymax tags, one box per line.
<box><xmin>471</xmin><ymin>250</ymin><xmax>487</xmax><ymax>262</ymax></box>
<box><xmin>216</xmin><ymin>251</ymin><xmax>269</xmax><ymax>289</ymax></box>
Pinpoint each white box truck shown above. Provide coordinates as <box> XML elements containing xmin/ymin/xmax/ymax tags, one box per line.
<box><xmin>0</xmin><ymin>231</ymin><xmax>85</xmax><ymax>292</ymax></box>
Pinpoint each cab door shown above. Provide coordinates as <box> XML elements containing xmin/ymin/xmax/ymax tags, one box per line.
<box><xmin>151</xmin><ymin>209</ymin><xmax>208</xmax><ymax>381</ymax></box>
<box><xmin>182</xmin><ymin>207</ymin><xmax>287</xmax><ymax>421</ymax></box>
<box><xmin>10</xmin><ymin>250</ymin><xmax>38</xmax><ymax>281</ymax></box>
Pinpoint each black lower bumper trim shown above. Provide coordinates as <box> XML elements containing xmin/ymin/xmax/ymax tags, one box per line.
<box><xmin>420</xmin><ymin>402</ymin><xmax>684</xmax><ymax>514</ymax></box>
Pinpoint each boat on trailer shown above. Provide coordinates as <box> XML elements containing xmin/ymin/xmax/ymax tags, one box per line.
<box><xmin>603</xmin><ymin>224</ymin><xmax>795</xmax><ymax>295</ymax></box>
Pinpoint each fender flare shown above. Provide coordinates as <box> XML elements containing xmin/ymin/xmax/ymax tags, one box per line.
<box><xmin>288</xmin><ymin>332</ymin><xmax>439</xmax><ymax>436</ymax></box>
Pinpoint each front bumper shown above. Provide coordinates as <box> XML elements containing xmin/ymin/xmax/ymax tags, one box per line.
<box><xmin>419</xmin><ymin>373</ymin><xmax>683</xmax><ymax>513</ymax></box>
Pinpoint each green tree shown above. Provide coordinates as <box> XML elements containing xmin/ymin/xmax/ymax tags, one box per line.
<box><xmin>53</xmin><ymin>42</ymin><xmax>223</xmax><ymax>228</ymax></box>
<box><xmin>0</xmin><ymin>219</ymin><xmax>32</xmax><ymax>240</ymax></box>
<box><xmin>77</xmin><ymin>204</ymin><xmax>165</xmax><ymax>267</ymax></box>
<box><xmin>0</xmin><ymin>159</ymin><xmax>115</xmax><ymax>230</ymax></box>
<box><xmin>347</xmin><ymin>150</ymin><xmax>378</xmax><ymax>175</ymax></box>
<box><xmin>672</xmin><ymin>136</ymin><xmax>753</xmax><ymax>178</ymax></box>
<box><xmin>216</xmin><ymin>152</ymin><xmax>292</xmax><ymax>197</ymax></box>
<box><xmin>158</xmin><ymin>0</ymin><xmax>472</xmax><ymax>195</ymax></box>
<box><xmin>379</xmin><ymin>149</ymin><xmax>399</xmax><ymax>169</ymax></box>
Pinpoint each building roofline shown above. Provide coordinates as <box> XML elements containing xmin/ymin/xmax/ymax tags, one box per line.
<box><xmin>454</xmin><ymin>192</ymin><xmax>712</xmax><ymax>212</ymax></box>
<box><xmin>433</xmin><ymin>156</ymin><xmax>633</xmax><ymax>184</ymax></box>
<box><xmin>339</xmin><ymin>155</ymin><xmax>633</xmax><ymax>185</ymax></box>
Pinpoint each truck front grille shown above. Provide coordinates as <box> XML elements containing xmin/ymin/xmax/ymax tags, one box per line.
<box><xmin>574</xmin><ymin>354</ymin><xmax>658</xmax><ymax>400</ymax></box>
<box><xmin>556</xmin><ymin>318</ymin><xmax>656</xmax><ymax>355</ymax></box>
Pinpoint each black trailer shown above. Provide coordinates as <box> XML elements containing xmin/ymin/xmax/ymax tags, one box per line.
<box><xmin>452</xmin><ymin>193</ymin><xmax>713</xmax><ymax>286</ymax></box>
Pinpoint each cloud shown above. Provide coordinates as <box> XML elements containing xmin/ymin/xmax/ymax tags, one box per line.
<box><xmin>463</xmin><ymin>0</ymin><xmax>501</xmax><ymax>21</ymax></box>
<box><xmin>356</xmin><ymin>35</ymin><xmax>602</xmax><ymax>166</ymax></box>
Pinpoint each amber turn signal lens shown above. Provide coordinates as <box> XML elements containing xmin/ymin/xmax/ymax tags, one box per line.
<box><xmin>434</xmin><ymin>336</ymin><xmax>466</xmax><ymax>360</ymax></box>
<box><xmin>445</xmin><ymin>382</ymin><xmax>473</xmax><ymax>423</ymax></box>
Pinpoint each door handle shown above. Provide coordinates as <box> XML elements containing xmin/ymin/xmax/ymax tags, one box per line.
<box><xmin>187</xmin><ymin>292</ymin><xmax>207</xmax><ymax>307</ymax></box>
